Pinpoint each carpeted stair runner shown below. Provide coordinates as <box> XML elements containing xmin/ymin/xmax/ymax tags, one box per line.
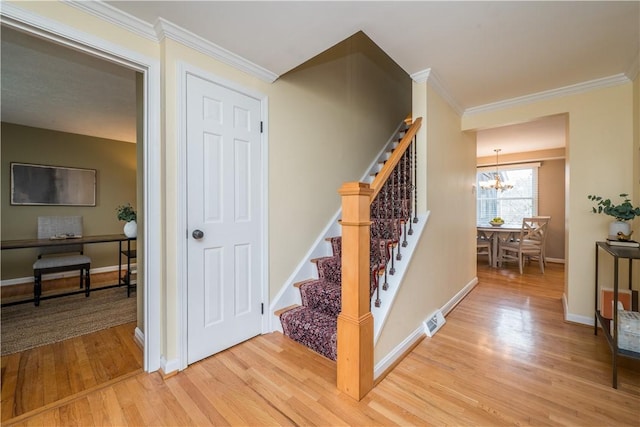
<box><xmin>279</xmin><ymin>125</ymin><xmax>413</xmax><ymax>361</ymax></box>
<box><xmin>280</xmin><ymin>306</ymin><xmax>338</xmax><ymax>360</ymax></box>
<box><xmin>278</xmin><ymin>219</ymin><xmax>405</xmax><ymax>361</ymax></box>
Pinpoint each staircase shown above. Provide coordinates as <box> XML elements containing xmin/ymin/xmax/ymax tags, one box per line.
<box><xmin>277</xmin><ymin>117</ymin><xmax>421</xmax><ymax>362</ymax></box>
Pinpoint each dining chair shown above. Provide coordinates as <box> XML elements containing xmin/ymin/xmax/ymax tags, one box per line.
<box><xmin>522</xmin><ymin>216</ymin><xmax>551</xmax><ymax>266</ymax></box>
<box><xmin>32</xmin><ymin>216</ymin><xmax>91</xmax><ymax>306</ymax></box>
<box><xmin>476</xmin><ymin>233</ymin><xmax>492</xmax><ymax>266</ymax></box>
<box><xmin>497</xmin><ymin>216</ymin><xmax>550</xmax><ymax>274</ymax></box>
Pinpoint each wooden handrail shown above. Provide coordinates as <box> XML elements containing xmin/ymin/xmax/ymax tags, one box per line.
<box><xmin>369</xmin><ymin>117</ymin><xmax>422</xmax><ymax>202</ymax></box>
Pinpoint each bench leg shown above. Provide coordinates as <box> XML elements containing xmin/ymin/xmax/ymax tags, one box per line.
<box><xmin>34</xmin><ymin>272</ymin><xmax>42</xmax><ymax>306</ymax></box>
<box><xmin>84</xmin><ymin>267</ymin><xmax>91</xmax><ymax>297</ymax></box>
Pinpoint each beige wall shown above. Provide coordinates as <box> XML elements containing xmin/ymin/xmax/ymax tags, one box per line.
<box><xmin>375</xmin><ymin>81</ymin><xmax>477</xmax><ymax>362</ymax></box>
<box><xmin>269</xmin><ymin>31</ymin><xmax>412</xmax><ymax>297</ymax></box>
<box><xmin>156</xmin><ymin>33</ymin><xmax>411</xmax><ymax>360</ymax></box>
<box><xmin>1</xmin><ymin>123</ymin><xmax>137</xmax><ymax>279</ymax></box>
<box><xmin>538</xmin><ymin>158</ymin><xmax>566</xmax><ymax>260</ymax></box>
<box><xmin>477</xmin><ymin>148</ymin><xmax>566</xmax><ymax>260</ymax></box>
<box><xmin>462</xmin><ymin>82</ymin><xmax>638</xmax><ymax>320</ymax></box>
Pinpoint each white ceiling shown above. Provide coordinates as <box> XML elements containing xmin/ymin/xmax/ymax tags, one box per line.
<box><xmin>476</xmin><ymin>114</ymin><xmax>567</xmax><ymax>158</ymax></box>
<box><xmin>1</xmin><ymin>1</ymin><xmax>638</xmax><ymax>152</ymax></box>
<box><xmin>1</xmin><ymin>26</ymin><xmax>138</xmax><ymax>143</ymax></box>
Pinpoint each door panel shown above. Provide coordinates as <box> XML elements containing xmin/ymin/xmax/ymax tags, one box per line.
<box><xmin>186</xmin><ymin>74</ymin><xmax>262</xmax><ymax>364</ymax></box>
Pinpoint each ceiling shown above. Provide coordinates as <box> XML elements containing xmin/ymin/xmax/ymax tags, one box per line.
<box><xmin>1</xmin><ymin>1</ymin><xmax>638</xmax><ymax>153</ymax></box>
<box><xmin>1</xmin><ymin>26</ymin><xmax>138</xmax><ymax>143</ymax></box>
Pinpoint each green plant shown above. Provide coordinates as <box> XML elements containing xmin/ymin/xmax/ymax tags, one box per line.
<box><xmin>116</xmin><ymin>203</ymin><xmax>137</xmax><ymax>222</ymax></box>
<box><xmin>587</xmin><ymin>193</ymin><xmax>640</xmax><ymax>221</ymax></box>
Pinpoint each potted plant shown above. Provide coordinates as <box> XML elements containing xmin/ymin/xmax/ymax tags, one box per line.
<box><xmin>116</xmin><ymin>203</ymin><xmax>137</xmax><ymax>238</ymax></box>
<box><xmin>587</xmin><ymin>193</ymin><xmax>640</xmax><ymax>238</ymax></box>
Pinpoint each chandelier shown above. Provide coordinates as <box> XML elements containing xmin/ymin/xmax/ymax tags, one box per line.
<box><xmin>479</xmin><ymin>149</ymin><xmax>513</xmax><ymax>192</ymax></box>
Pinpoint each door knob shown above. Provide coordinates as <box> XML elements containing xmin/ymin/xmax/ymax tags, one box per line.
<box><xmin>192</xmin><ymin>229</ymin><xmax>204</xmax><ymax>239</ymax></box>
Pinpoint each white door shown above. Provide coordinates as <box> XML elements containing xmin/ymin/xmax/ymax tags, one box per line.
<box><xmin>186</xmin><ymin>74</ymin><xmax>263</xmax><ymax>364</ymax></box>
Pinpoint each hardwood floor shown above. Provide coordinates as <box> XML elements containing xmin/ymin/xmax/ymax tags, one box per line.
<box><xmin>1</xmin><ymin>272</ymin><xmax>142</xmax><ymax>423</ymax></box>
<box><xmin>3</xmin><ymin>262</ymin><xmax>639</xmax><ymax>426</ymax></box>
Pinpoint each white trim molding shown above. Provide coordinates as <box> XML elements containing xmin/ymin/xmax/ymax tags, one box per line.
<box><xmin>160</xmin><ymin>356</ymin><xmax>180</xmax><ymax>378</ymax></box>
<box><xmin>134</xmin><ymin>327</ymin><xmax>145</xmax><ymax>349</ymax></box>
<box><xmin>625</xmin><ymin>50</ymin><xmax>639</xmax><ymax>82</ymax></box>
<box><xmin>64</xmin><ymin>0</ymin><xmax>279</xmax><ymax>83</ymax></box>
<box><xmin>464</xmin><ymin>73</ymin><xmax>631</xmax><ymax>116</ymax></box>
<box><xmin>374</xmin><ymin>325</ymin><xmax>424</xmax><ymax>380</ymax></box>
<box><xmin>374</xmin><ymin>274</ymin><xmax>478</xmax><ymax>379</ymax></box>
<box><xmin>64</xmin><ymin>0</ymin><xmax>157</xmax><ymax>41</ymax></box>
<box><xmin>155</xmin><ymin>19</ymin><xmax>278</xmax><ymax>83</ymax></box>
<box><xmin>442</xmin><ymin>276</ymin><xmax>479</xmax><ymax>316</ymax></box>
<box><xmin>411</xmin><ymin>68</ymin><xmax>463</xmax><ymax>115</ymax></box>
<box><xmin>562</xmin><ymin>293</ymin><xmax>593</xmax><ymax>326</ymax></box>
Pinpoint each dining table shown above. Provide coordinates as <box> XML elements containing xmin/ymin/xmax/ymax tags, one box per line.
<box><xmin>477</xmin><ymin>224</ymin><xmax>522</xmax><ymax>268</ymax></box>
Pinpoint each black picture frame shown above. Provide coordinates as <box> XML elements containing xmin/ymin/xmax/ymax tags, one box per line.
<box><xmin>10</xmin><ymin>162</ymin><xmax>96</xmax><ymax>206</ymax></box>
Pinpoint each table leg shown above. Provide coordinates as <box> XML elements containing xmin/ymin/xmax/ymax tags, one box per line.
<box><xmin>492</xmin><ymin>234</ymin><xmax>499</xmax><ymax>268</ymax></box>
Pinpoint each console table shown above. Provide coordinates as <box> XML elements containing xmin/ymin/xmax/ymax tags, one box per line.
<box><xmin>1</xmin><ymin>234</ymin><xmax>136</xmax><ymax>306</ymax></box>
<box><xmin>119</xmin><ymin>238</ymin><xmax>137</xmax><ymax>297</ymax></box>
<box><xmin>593</xmin><ymin>241</ymin><xmax>640</xmax><ymax>388</ymax></box>
<box><xmin>1</xmin><ymin>234</ymin><xmax>133</xmax><ymax>250</ymax></box>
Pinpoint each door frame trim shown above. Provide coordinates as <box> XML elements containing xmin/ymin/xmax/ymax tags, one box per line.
<box><xmin>1</xmin><ymin>3</ymin><xmax>162</xmax><ymax>372</ymax></box>
<box><xmin>177</xmin><ymin>62</ymin><xmax>269</xmax><ymax>370</ymax></box>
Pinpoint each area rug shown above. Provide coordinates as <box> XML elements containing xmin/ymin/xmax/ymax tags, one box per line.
<box><xmin>1</xmin><ymin>286</ymin><xmax>136</xmax><ymax>356</ymax></box>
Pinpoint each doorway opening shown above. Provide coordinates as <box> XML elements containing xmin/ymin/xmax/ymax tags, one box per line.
<box><xmin>0</xmin><ymin>8</ymin><xmax>160</xmax><ymax>421</ymax></box>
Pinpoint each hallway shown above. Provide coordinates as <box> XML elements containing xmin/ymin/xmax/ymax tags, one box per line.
<box><xmin>4</xmin><ymin>263</ymin><xmax>639</xmax><ymax>425</ymax></box>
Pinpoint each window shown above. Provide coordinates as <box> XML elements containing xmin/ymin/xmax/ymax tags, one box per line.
<box><xmin>476</xmin><ymin>162</ymin><xmax>540</xmax><ymax>226</ymax></box>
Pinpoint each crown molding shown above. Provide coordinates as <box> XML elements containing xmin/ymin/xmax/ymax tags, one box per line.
<box><xmin>410</xmin><ymin>68</ymin><xmax>463</xmax><ymax>115</ymax></box>
<box><xmin>410</xmin><ymin>69</ymin><xmax>431</xmax><ymax>84</ymax></box>
<box><xmin>154</xmin><ymin>18</ymin><xmax>278</xmax><ymax>83</ymax></box>
<box><xmin>64</xmin><ymin>1</ymin><xmax>278</xmax><ymax>83</ymax></box>
<box><xmin>464</xmin><ymin>73</ymin><xmax>631</xmax><ymax>117</ymax></box>
<box><xmin>63</xmin><ymin>0</ymin><xmax>157</xmax><ymax>41</ymax></box>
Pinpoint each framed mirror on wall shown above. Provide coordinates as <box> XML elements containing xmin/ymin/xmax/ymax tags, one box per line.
<box><xmin>10</xmin><ymin>162</ymin><xmax>96</xmax><ymax>206</ymax></box>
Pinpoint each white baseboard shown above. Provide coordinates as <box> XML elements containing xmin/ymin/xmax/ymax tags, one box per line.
<box><xmin>442</xmin><ymin>276</ymin><xmax>479</xmax><ymax>316</ymax></box>
<box><xmin>134</xmin><ymin>326</ymin><xmax>145</xmax><ymax>349</ymax></box>
<box><xmin>374</xmin><ymin>325</ymin><xmax>424</xmax><ymax>379</ymax></box>
<box><xmin>374</xmin><ymin>275</ymin><xmax>478</xmax><ymax>379</ymax></box>
<box><xmin>1</xmin><ymin>263</ymin><xmax>137</xmax><ymax>287</ymax></box>
<box><xmin>160</xmin><ymin>355</ymin><xmax>180</xmax><ymax>377</ymax></box>
<box><xmin>562</xmin><ymin>293</ymin><xmax>593</xmax><ymax>326</ymax></box>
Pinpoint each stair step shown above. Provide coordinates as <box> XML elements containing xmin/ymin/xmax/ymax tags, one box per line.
<box><xmin>310</xmin><ymin>256</ymin><xmax>334</xmax><ymax>264</ymax></box>
<box><xmin>274</xmin><ymin>304</ymin><xmax>300</xmax><ymax>317</ymax></box>
<box><xmin>315</xmin><ymin>256</ymin><xmax>341</xmax><ymax>284</ymax></box>
<box><xmin>279</xmin><ymin>306</ymin><xmax>337</xmax><ymax>361</ymax></box>
<box><xmin>300</xmin><ymin>280</ymin><xmax>341</xmax><ymax>317</ymax></box>
<box><xmin>325</xmin><ymin>236</ymin><xmax>342</xmax><ymax>257</ymax></box>
<box><xmin>293</xmin><ymin>279</ymin><xmax>316</xmax><ymax>288</ymax></box>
